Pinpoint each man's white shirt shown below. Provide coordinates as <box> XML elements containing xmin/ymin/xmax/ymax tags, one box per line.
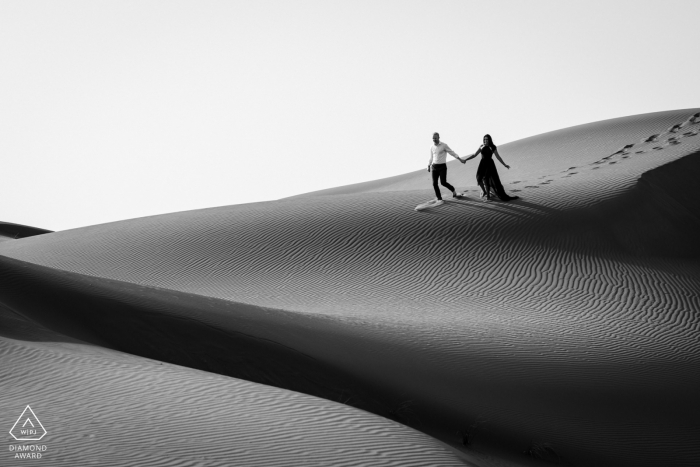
<box><xmin>429</xmin><ymin>142</ymin><xmax>460</xmax><ymax>165</ymax></box>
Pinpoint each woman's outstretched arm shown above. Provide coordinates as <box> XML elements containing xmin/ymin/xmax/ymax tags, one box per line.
<box><xmin>462</xmin><ymin>146</ymin><xmax>482</xmax><ymax>162</ymax></box>
<box><xmin>493</xmin><ymin>148</ymin><xmax>510</xmax><ymax>169</ymax></box>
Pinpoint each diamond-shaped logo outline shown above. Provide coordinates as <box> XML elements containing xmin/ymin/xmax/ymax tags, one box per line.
<box><xmin>9</xmin><ymin>406</ymin><xmax>47</xmax><ymax>441</ymax></box>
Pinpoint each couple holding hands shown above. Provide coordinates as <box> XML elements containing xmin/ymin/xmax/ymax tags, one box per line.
<box><xmin>428</xmin><ymin>132</ymin><xmax>517</xmax><ymax>202</ymax></box>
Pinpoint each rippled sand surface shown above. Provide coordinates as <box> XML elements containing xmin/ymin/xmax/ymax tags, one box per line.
<box><xmin>1</xmin><ymin>109</ymin><xmax>699</xmax><ymax>466</ymax></box>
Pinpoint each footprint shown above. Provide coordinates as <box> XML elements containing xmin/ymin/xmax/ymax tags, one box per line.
<box><xmin>609</xmin><ymin>161</ymin><xmax>617</xmax><ymax>164</ymax></box>
<box><xmin>622</xmin><ymin>155</ymin><xmax>629</xmax><ymax>159</ymax></box>
<box><xmin>682</xmin><ymin>131</ymin><xmax>698</xmax><ymax>137</ymax></box>
<box><xmin>635</xmin><ymin>150</ymin><xmax>645</xmax><ymax>154</ymax></box>
<box><xmin>669</xmin><ymin>140</ymin><xmax>681</xmax><ymax>145</ymax></box>
<box><xmin>525</xmin><ymin>186</ymin><xmax>539</xmax><ymax>188</ymax></box>
<box><xmin>592</xmin><ymin>167</ymin><xmax>600</xmax><ymax>170</ymax></box>
<box><xmin>643</xmin><ymin>134</ymin><xmax>659</xmax><ymax>143</ymax></box>
<box><xmin>511</xmin><ymin>181</ymin><xmax>521</xmax><ymax>184</ymax></box>
<box><xmin>569</xmin><ymin>172</ymin><xmax>578</xmax><ymax>175</ymax></box>
<box><xmin>610</xmin><ymin>143</ymin><xmax>635</xmax><ymax>156</ymax></box>
<box><xmin>667</xmin><ymin>123</ymin><xmax>683</xmax><ymax>133</ymax></box>
<box><xmin>690</xmin><ymin>112</ymin><xmax>700</xmax><ymax>124</ymax></box>
<box><xmin>653</xmin><ymin>146</ymin><xmax>664</xmax><ymax>150</ymax></box>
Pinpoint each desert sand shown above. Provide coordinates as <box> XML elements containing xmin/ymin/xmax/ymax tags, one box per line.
<box><xmin>1</xmin><ymin>108</ymin><xmax>699</xmax><ymax>466</ymax></box>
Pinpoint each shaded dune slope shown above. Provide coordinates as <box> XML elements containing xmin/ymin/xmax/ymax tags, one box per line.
<box><xmin>0</xmin><ymin>309</ymin><xmax>469</xmax><ymax>467</ymax></box>
<box><xmin>2</xmin><ymin>109</ymin><xmax>700</xmax><ymax>466</ymax></box>
<box><xmin>0</xmin><ymin>222</ymin><xmax>52</xmax><ymax>242</ymax></box>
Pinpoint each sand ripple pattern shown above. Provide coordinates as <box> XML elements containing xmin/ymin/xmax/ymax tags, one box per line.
<box><xmin>0</xmin><ymin>334</ymin><xmax>470</xmax><ymax>467</ymax></box>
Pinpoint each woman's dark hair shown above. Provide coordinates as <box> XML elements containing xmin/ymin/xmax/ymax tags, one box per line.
<box><xmin>483</xmin><ymin>134</ymin><xmax>496</xmax><ymax>149</ymax></box>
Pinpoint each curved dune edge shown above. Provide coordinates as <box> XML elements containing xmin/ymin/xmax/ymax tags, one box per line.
<box><xmin>2</xmin><ymin>241</ymin><xmax>700</xmax><ymax>467</ymax></box>
<box><xmin>1</xmin><ymin>110</ymin><xmax>700</xmax><ymax>466</ymax></box>
<box><xmin>0</xmin><ymin>308</ymin><xmax>472</xmax><ymax>467</ymax></box>
<box><xmin>0</xmin><ymin>222</ymin><xmax>52</xmax><ymax>241</ymax></box>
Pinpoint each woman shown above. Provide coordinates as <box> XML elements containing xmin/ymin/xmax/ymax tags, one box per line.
<box><xmin>463</xmin><ymin>134</ymin><xmax>518</xmax><ymax>201</ymax></box>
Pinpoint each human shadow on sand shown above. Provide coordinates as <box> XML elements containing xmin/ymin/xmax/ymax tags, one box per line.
<box><xmin>417</xmin><ymin>196</ymin><xmax>558</xmax><ymax>219</ymax></box>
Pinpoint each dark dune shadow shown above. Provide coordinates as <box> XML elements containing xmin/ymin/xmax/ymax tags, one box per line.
<box><xmin>0</xmin><ymin>221</ymin><xmax>53</xmax><ymax>240</ymax></box>
<box><xmin>0</xmin><ymin>303</ymin><xmax>85</xmax><ymax>343</ymax></box>
<box><xmin>0</xmin><ymin>254</ymin><xmax>406</xmax><ymax>426</ymax></box>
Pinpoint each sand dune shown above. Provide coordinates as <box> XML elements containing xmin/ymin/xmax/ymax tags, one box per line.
<box><xmin>1</xmin><ymin>308</ymin><xmax>470</xmax><ymax>467</ymax></box>
<box><xmin>1</xmin><ymin>109</ymin><xmax>700</xmax><ymax>466</ymax></box>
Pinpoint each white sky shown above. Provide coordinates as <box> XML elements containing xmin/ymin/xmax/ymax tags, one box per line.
<box><xmin>1</xmin><ymin>0</ymin><xmax>698</xmax><ymax>231</ymax></box>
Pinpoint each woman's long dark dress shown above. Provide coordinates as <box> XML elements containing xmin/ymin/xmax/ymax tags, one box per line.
<box><xmin>476</xmin><ymin>145</ymin><xmax>518</xmax><ymax>201</ymax></box>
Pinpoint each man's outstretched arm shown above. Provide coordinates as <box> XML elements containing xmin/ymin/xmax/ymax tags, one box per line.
<box><xmin>444</xmin><ymin>145</ymin><xmax>463</xmax><ymax>162</ymax></box>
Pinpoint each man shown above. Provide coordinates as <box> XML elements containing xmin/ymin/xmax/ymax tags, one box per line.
<box><xmin>428</xmin><ymin>132</ymin><xmax>463</xmax><ymax>201</ymax></box>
